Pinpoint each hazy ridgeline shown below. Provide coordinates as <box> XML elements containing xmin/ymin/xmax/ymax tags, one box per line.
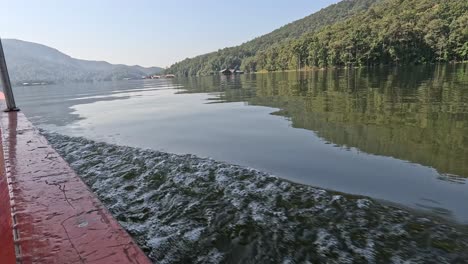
<box><xmin>2</xmin><ymin>39</ymin><xmax>163</xmax><ymax>84</ymax></box>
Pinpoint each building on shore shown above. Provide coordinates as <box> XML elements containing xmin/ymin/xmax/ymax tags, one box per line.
<box><xmin>220</xmin><ymin>68</ymin><xmax>244</xmax><ymax>75</ymax></box>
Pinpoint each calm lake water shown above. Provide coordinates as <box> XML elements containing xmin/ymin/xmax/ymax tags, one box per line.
<box><xmin>14</xmin><ymin>64</ymin><xmax>468</xmax><ymax>223</ymax></box>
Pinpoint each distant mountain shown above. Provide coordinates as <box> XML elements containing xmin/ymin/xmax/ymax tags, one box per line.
<box><xmin>167</xmin><ymin>0</ymin><xmax>381</xmax><ymax>76</ymax></box>
<box><xmin>2</xmin><ymin>39</ymin><xmax>163</xmax><ymax>84</ymax></box>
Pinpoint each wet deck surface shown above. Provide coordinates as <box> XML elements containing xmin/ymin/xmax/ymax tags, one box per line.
<box><xmin>0</xmin><ymin>108</ymin><xmax>151</xmax><ymax>263</ymax></box>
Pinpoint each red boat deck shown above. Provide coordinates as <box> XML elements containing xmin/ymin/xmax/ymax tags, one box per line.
<box><xmin>0</xmin><ymin>104</ymin><xmax>151</xmax><ymax>263</ymax></box>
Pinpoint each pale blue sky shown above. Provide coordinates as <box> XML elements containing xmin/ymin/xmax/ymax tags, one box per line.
<box><xmin>1</xmin><ymin>0</ymin><xmax>340</xmax><ymax>67</ymax></box>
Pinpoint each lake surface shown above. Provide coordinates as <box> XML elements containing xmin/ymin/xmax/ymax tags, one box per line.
<box><xmin>13</xmin><ymin>64</ymin><xmax>468</xmax><ymax>223</ymax></box>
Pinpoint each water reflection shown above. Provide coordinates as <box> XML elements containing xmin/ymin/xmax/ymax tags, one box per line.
<box><xmin>13</xmin><ymin>80</ymin><xmax>175</xmax><ymax>126</ymax></box>
<box><xmin>12</xmin><ymin>64</ymin><xmax>468</xmax><ymax>222</ymax></box>
<box><xmin>177</xmin><ymin>64</ymin><xmax>468</xmax><ymax>179</ymax></box>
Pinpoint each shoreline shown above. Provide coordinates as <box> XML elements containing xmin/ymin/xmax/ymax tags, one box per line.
<box><xmin>170</xmin><ymin>61</ymin><xmax>468</xmax><ymax>77</ymax></box>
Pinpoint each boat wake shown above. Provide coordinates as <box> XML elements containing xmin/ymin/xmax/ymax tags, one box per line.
<box><xmin>45</xmin><ymin>132</ymin><xmax>468</xmax><ymax>264</ymax></box>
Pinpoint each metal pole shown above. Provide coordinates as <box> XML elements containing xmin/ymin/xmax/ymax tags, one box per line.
<box><xmin>0</xmin><ymin>37</ymin><xmax>19</xmax><ymax>112</ymax></box>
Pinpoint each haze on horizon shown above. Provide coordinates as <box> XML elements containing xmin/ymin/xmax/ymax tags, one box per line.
<box><xmin>1</xmin><ymin>0</ymin><xmax>340</xmax><ymax>67</ymax></box>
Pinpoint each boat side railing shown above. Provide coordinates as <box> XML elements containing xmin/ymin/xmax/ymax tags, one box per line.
<box><xmin>0</xmin><ymin>37</ymin><xmax>19</xmax><ymax>112</ymax></box>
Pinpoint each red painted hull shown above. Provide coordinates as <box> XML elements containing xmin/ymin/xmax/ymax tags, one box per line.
<box><xmin>0</xmin><ymin>99</ymin><xmax>151</xmax><ymax>263</ymax></box>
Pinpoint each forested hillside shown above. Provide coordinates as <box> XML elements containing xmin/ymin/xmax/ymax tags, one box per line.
<box><xmin>167</xmin><ymin>0</ymin><xmax>467</xmax><ymax>76</ymax></box>
<box><xmin>166</xmin><ymin>0</ymin><xmax>380</xmax><ymax>76</ymax></box>
<box><xmin>253</xmin><ymin>0</ymin><xmax>468</xmax><ymax>72</ymax></box>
